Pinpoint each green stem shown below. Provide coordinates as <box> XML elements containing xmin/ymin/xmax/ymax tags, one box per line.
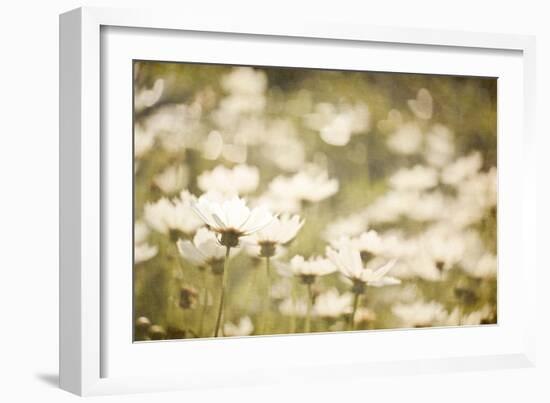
<box><xmin>349</xmin><ymin>292</ymin><xmax>360</xmax><ymax>331</ymax></box>
<box><xmin>214</xmin><ymin>247</ymin><xmax>231</xmax><ymax>337</ymax></box>
<box><xmin>290</xmin><ymin>277</ymin><xmax>297</xmax><ymax>333</ymax></box>
<box><xmin>305</xmin><ymin>283</ymin><xmax>313</xmax><ymax>333</ymax></box>
<box><xmin>261</xmin><ymin>257</ymin><xmax>271</xmax><ymax>335</ymax></box>
<box><xmin>198</xmin><ymin>269</ymin><xmax>208</xmax><ymax>337</ymax></box>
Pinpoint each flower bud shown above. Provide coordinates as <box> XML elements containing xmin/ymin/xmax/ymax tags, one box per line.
<box><xmin>179</xmin><ymin>286</ymin><xmax>198</xmax><ymax>310</ymax></box>
<box><xmin>259</xmin><ymin>242</ymin><xmax>276</xmax><ymax>258</ymax></box>
<box><xmin>148</xmin><ymin>324</ymin><xmax>166</xmax><ymax>340</ymax></box>
<box><xmin>220</xmin><ymin>230</ymin><xmax>240</xmax><ymax>248</ymax></box>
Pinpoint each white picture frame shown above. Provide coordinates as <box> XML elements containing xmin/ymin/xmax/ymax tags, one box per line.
<box><xmin>59</xmin><ymin>6</ymin><xmax>537</xmax><ymax>396</ymax></box>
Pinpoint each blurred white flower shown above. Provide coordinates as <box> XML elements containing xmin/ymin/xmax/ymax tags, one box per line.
<box><xmin>134</xmin><ymin>220</ymin><xmax>150</xmax><ymax>245</ymax></box>
<box><xmin>223</xmin><ymin>316</ymin><xmax>254</xmax><ymax>337</ymax></box>
<box><xmin>313</xmin><ymin>288</ymin><xmax>353</xmax><ymax>319</ymax></box>
<box><xmin>305</xmin><ymin>102</ymin><xmax>370</xmax><ymax>146</ymax></box>
<box><xmin>353</xmin><ymin>307</ymin><xmax>377</xmax><ymax>326</ymax></box>
<box><xmin>331</xmin><ymin>230</ymin><xmax>385</xmax><ymax>260</ymax></box>
<box><xmin>386</xmin><ymin>122</ymin><xmax>423</xmax><ymax>155</ymax></box>
<box><xmin>407</xmin><ymin>88</ymin><xmax>433</xmax><ymax>120</ymax></box>
<box><xmin>144</xmin><ymin>191</ymin><xmax>204</xmax><ymax>237</ymax></box>
<box><xmin>279</xmin><ymin>297</ymin><xmax>308</xmax><ymax>317</ymax></box>
<box><xmin>222</xmin><ymin>143</ymin><xmax>248</xmax><ymax>164</ymax></box>
<box><xmin>270</xmin><ymin>279</ymin><xmax>292</xmax><ymax>300</ymax></box>
<box><xmin>463</xmin><ymin>251</ymin><xmax>497</xmax><ymax>279</ymax></box>
<box><xmin>231</xmin><ymin>117</ymin><xmax>267</xmax><ymax>146</ymax></box>
<box><xmin>202</xmin><ymin>131</ymin><xmax>224</xmax><ymax>160</ymax></box>
<box><xmin>176</xmin><ymin>227</ymin><xmax>228</xmax><ymax>267</ymax></box>
<box><xmin>244</xmin><ymin>243</ymin><xmax>288</xmax><ymax>260</ymax></box>
<box><xmin>253</xmin><ymin>191</ymin><xmax>302</xmax><ymax>215</ymax></box>
<box><xmin>192</xmin><ymin>195</ymin><xmax>275</xmax><ymax>247</ymax></box>
<box><xmin>446</xmin><ymin>305</ymin><xmax>494</xmax><ymax>326</ymax></box>
<box><xmin>198</xmin><ymin>164</ymin><xmax>259</xmax><ymax>196</ymax></box>
<box><xmin>254</xmin><ymin>214</ymin><xmax>304</xmax><ymax>245</ymax></box>
<box><xmin>454</xmin><ymin>230</ymin><xmax>492</xmax><ymax>276</ymax></box>
<box><xmin>222</xmin><ymin>67</ymin><xmax>267</xmax><ymax>96</ymax></box>
<box><xmin>441</xmin><ymin>152</ymin><xmax>483</xmax><ymax>186</ymax></box>
<box><xmin>281</xmin><ymin>255</ymin><xmax>336</xmax><ymax>279</ymax></box>
<box><xmin>421</xmin><ymin>225</ymin><xmax>466</xmax><ymax>269</ymax></box>
<box><xmin>153</xmin><ymin>164</ymin><xmax>189</xmax><ymax>195</ymax></box>
<box><xmin>213</xmin><ymin>67</ymin><xmax>267</xmax><ymax>127</ymax></box>
<box><xmin>269</xmin><ymin>166</ymin><xmax>339</xmax><ymax>204</ymax></box>
<box><xmin>246</xmin><ymin>214</ymin><xmax>304</xmax><ymax>258</ymax></box>
<box><xmin>144</xmin><ymin>103</ymin><xmax>203</xmax><ymax>153</ymax></box>
<box><xmin>456</xmin><ymin>167</ymin><xmax>497</xmax><ymax>212</ymax></box>
<box><xmin>327</xmin><ymin>243</ymin><xmax>400</xmax><ymax>288</ymax></box>
<box><xmin>377</xmin><ymin>109</ymin><xmax>403</xmax><ymax>132</ymax></box>
<box><xmin>134</xmin><ymin>242</ymin><xmax>158</xmax><ymax>264</ymax></box>
<box><xmin>392</xmin><ymin>300</ymin><xmax>448</xmax><ymax>328</ymax></box>
<box><xmin>424</xmin><ymin>124</ymin><xmax>455</xmax><ymax>168</ymax></box>
<box><xmin>391</xmin><ymin>251</ymin><xmax>443</xmax><ymax>282</ymax></box>
<box><xmin>323</xmin><ymin>210</ymin><xmax>369</xmax><ymax>241</ymax></box>
<box><xmin>262</xmin><ymin>123</ymin><xmax>306</xmax><ymax>171</ymax></box>
<box><xmin>367</xmin><ymin>190</ymin><xmax>418</xmax><ymax>224</ymax></box>
<box><xmin>134</xmin><ymin>124</ymin><xmax>156</xmax><ymax>158</ymax></box>
<box><xmin>405</xmin><ymin>191</ymin><xmax>447</xmax><ymax>222</ymax></box>
<box><xmin>134</xmin><ymin>221</ymin><xmax>158</xmax><ymax>264</ymax></box>
<box><xmin>389</xmin><ymin>165</ymin><xmax>438</xmax><ymax>191</ymax></box>
<box><xmin>134</xmin><ymin>78</ymin><xmax>164</xmax><ymax>112</ymax></box>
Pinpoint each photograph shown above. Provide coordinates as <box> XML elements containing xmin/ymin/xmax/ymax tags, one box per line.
<box><xmin>133</xmin><ymin>60</ymin><xmax>497</xmax><ymax>341</ymax></box>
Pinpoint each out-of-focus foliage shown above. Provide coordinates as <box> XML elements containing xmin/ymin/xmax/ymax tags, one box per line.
<box><xmin>133</xmin><ymin>61</ymin><xmax>497</xmax><ymax>341</ymax></box>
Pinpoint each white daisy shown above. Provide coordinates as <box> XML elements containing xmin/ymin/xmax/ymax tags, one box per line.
<box><xmin>176</xmin><ymin>227</ymin><xmax>229</xmax><ymax>270</ymax></box>
<box><xmin>280</xmin><ymin>255</ymin><xmax>336</xmax><ymax>283</ymax></box>
<box><xmin>327</xmin><ymin>243</ymin><xmax>400</xmax><ymax>293</ymax></box>
<box><xmin>246</xmin><ymin>214</ymin><xmax>304</xmax><ymax>258</ymax></box>
<box><xmin>192</xmin><ymin>195</ymin><xmax>275</xmax><ymax>248</ymax></box>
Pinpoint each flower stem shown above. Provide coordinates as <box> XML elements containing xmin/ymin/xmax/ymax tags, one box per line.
<box><xmin>214</xmin><ymin>247</ymin><xmax>231</xmax><ymax>337</ymax></box>
<box><xmin>290</xmin><ymin>278</ymin><xmax>297</xmax><ymax>333</ymax></box>
<box><xmin>349</xmin><ymin>292</ymin><xmax>360</xmax><ymax>331</ymax></box>
<box><xmin>305</xmin><ymin>283</ymin><xmax>313</xmax><ymax>333</ymax></box>
<box><xmin>198</xmin><ymin>269</ymin><xmax>208</xmax><ymax>337</ymax></box>
<box><xmin>261</xmin><ymin>256</ymin><xmax>272</xmax><ymax>335</ymax></box>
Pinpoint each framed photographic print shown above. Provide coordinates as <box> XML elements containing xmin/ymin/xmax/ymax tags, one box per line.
<box><xmin>60</xmin><ymin>7</ymin><xmax>537</xmax><ymax>396</ymax></box>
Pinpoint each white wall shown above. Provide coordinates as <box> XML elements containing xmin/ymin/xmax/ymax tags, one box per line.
<box><xmin>0</xmin><ymin>1</ymin><xmax>548</xmax><ymax>401</ymax></box>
